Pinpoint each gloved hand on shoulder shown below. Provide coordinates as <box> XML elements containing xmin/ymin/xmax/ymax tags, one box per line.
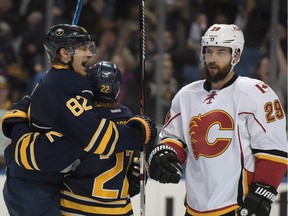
<box><xmin>126</xmin><ymin>115</ymin><xmax>157</xmax><ymax>146</ymax></box>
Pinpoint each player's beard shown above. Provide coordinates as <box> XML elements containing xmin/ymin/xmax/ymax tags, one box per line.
<box><xmin>204</xmin><ymin>62</ymin><xmax>232</xmax><ymax>83</ymax></box>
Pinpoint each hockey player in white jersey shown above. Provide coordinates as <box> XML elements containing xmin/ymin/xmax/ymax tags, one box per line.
<box><xmin>148</xmin><ymin>24</ymin><xmax>287</xmax><ymax>216</ymax></box>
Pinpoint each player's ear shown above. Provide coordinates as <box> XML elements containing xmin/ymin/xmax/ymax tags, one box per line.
<box><xmin>232</xmin><ymin>51</ymin><xmax>241</xmax><ymax>64</ymax></box>
<box><xmin>59</xmin><ymin>48</ymin><xmax>70</xmax><ymax>63</ymax></box>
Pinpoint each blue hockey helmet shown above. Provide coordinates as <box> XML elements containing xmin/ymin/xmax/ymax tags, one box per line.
<box><xmin>44</xmin><ymin>24</ymin><xmax>96</xmax><ymax>63</ymax></box>
<box><xmin>86</xmin><ymin>61</ymin><xmax>122</xmax><ymax>102</ymax></box>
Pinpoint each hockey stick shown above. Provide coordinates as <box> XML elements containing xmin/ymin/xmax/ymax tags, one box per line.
<box><xmin>139</xmin><ymin>0</ymin><xmax>146</xmax><ymax>215</ymax></box>
<box><xmin>72</xmin><ymin>0</ymin><xmax>83</xmax><ymax>25</ymax></box>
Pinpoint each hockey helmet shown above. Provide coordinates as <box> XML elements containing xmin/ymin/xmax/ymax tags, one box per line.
<box><xmin>44</xmin><ymin>24</ymin><xmax>96</xmax><ymax>63</ymax></box>
<box><xmin>87</xmin><ymin>61</ymin><xmax>122</xmax><ymax>102</ymax></box>
<box><xmin>200</xmin><ymin>24</ymin><xmax>244</xmax><ymax>62</ymax></box>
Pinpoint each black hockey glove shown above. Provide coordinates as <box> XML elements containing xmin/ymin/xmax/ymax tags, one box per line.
<box><xmin>148</xmin><ymin>144</ymin><xmax>182</xmax><ymax>184</ymax></box>
<box><xmin>126</xmin><ymin>115</ymin><xmax>157</xmax><ymax>146</ymax></box>
<box><xmin>2</xmin><ymin>95</ymin><xmax>30</xmax><ymax>138</ymax></box>
<box><xmin>127</xmin><ymin>156</ymin><xmax>148</xmax><ymax>197</ymax></box>
<box><xmin>239</xmin><ymin>182</ymin><xmax>277</xmax><ymax>216</ymax></box>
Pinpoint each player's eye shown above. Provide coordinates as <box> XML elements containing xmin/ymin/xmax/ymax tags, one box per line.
<box><xmin>218</xmin><ymin>50</ymin><xmax>227</xmax><ymax>56</ymax></box>
<box><xmin>205</xmin><ymin>49</ymin><xmax>213</xmax><ymax>55</ymax></box>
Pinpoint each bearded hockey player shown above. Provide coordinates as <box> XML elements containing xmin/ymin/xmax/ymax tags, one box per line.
<box><xmin>148</xmin><ymin>24</ymin><xmax>287</xmax><ymax>216</ymax></box>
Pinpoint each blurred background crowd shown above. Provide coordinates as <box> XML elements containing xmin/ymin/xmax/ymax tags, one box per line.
<box><xmin>0</xmin><ymin>0</ymin><xmax>287</xmax><ymax>168</ymax></box>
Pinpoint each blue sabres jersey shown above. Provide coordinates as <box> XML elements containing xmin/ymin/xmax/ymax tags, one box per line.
<box><xmin>61</xmin><ymin>104</ymin><xmax>136</xmax><ymax>216</ymax></box>
<box><xmin>30</xmin><ymin>67</ymin><xmax>142</xmax><ymax>155</ymax></box>
<box><xmin>8</xmin><ymin>103</ymin><xmax>138</xmax><ymax>215</ymax></box>
<box><xmin>6</xmin><ymin>67</ymin><xmax>143</xmax><ymax>184</ymax></box>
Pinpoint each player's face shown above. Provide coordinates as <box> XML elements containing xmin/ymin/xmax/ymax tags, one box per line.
<box><xmin>203</xmin><ymin>46</ymin><xmax>232</xmax><ymax>83</ymax></box>
<box><xmin>72</xmin><ymin>42</ymin><xmax>96</xmax><ymax>76</ymax></box>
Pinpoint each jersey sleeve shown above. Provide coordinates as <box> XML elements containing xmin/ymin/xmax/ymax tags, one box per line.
<box><xmin>10</xmin><ymin>123</ymin><xmax>80</xmax><ymax>172</ymax></box>
<box><xmin>159</xmin><ymin>94</ymin><xmax>187</xmax><ymax>164</ymax></box>
<box><xmin>11</xmin><ymin>103</ymin><xmax>142</xmax><ymax>173</ymax></box>
<box><xmin>11</xmin><ymin>124</ymin><xmax>142</xmax><ymax>173</ymax></box>
<box><xmin>54</xmin><ymin>106</ymin><xmax>143</xmax><ymax>156</ymax></box>
<box><xmin>244</xmin><ymin>82</ymin><xmax>287</xmax><ymax>188</ymax></box>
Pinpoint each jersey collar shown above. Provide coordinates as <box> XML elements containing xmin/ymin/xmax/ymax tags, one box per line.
<box><xmin>203</xmin><ymin>73</ymin><xmax>239</xmax><ymax>92</ymax></box>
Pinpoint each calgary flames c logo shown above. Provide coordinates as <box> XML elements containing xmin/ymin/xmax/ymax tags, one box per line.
<box><xmin>189</xmin><ymin>110</ymin><xmax>234</xmax><ymax>159</ymax></box>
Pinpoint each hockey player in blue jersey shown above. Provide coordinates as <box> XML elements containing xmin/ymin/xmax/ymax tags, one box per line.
<box><xmin>3</xmin><ymin>61</ymin><xmax>151</xmax><ymax>216</ymax></box>
<box><xmin>1</xmin><ymin>24</ymin><xmax>156</xmax><ymax>216</ymax></box>
<box><xmin>60</xmin><ymin>61</ymin><xmax>148</xmax><ymax>215</ymax></box>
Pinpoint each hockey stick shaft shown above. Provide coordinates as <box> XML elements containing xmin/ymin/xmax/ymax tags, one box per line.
<box><xmin>72</xmin><ymin>0</ymin><xmax>83</xmax><ymax>25</ymax></box>
<box><xmin>139</xmin><ymin>0</ymin><xmax>146</xmax><ymax>215</ymax></box>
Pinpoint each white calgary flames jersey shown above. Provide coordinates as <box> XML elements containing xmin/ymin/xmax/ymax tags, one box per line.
<box><xmin>159</xmin><ymin>75</ymin><xmax>287</xmax><ymax>215</ymax></box>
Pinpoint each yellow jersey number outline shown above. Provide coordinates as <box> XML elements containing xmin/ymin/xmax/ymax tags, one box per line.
<box><xmin>92</xmin><ymin>151</ymin><xmax>133</xmax><ymax>199</ymax></box>
<box><xmin>66</xmin><ymin>95</ymin><xmax>93</xmax><ymax>116</ymax></box>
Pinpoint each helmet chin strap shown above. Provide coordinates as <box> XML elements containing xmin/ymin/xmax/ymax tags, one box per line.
<box><xmin>67</xmin><ymin>56</ymin><xmax>74</xmax><ymax>71</ymax></box>
<box><xmin>56</xmin><ymin>57</ymin><xmax>74</xmax><ymax>71</ymax></box>
<box><xmin>221</xmin><ymin>57</ymin><xmax>238</xmax><ymax>81</ymax></box>
<box><xmin>229</xmin><ymin>55</ymin><xmax>239</xmax><ymax>74</ymax></box>
<box><xmin>67</xmin><ymin>47</ymin><xmax>75</xmax><ymax>71</ymax></box>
